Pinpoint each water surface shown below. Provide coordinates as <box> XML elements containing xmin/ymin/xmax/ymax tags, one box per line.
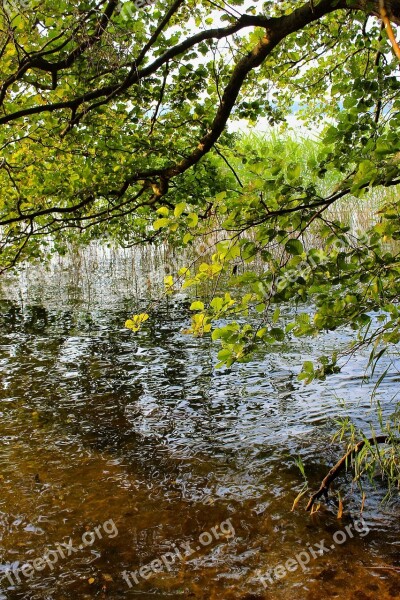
<box><xmin>0</xmin><ymin>247</ymin><xmax>399</xmax><ymax>599</ymax></box>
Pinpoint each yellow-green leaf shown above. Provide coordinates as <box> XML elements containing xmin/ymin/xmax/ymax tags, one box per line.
<box><xmin>153</xmin><ymin>218</ymin><xmax>169</xmax><ymax>230</ymax></box>
<box><xmin>190</xmin><ymin>300</ymin><xmax>204</xmax><ymax>311</ymax></box>
<box><xmin>174</xmin><ymin>202</ymin><xmax>186</xmax><ymax>217</ymax></box>
<box><xmin>156</xmin><ymin>206</ymin><xmax>169</xmax><ymax>216</ymax></box>
<box><xmin>187</xmin><ymin>213</ymin><xmax>198</xmax><ymax>227</ymax></box>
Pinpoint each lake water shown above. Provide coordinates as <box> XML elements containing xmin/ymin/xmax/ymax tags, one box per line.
<box><xmin>0</xmin><ymin>247</ymin><xmax>399</xmax><ymax>599</ymax></box>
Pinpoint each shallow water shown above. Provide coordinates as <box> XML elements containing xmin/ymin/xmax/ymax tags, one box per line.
<box><xmin>0</xmin><ymin>247</ymin><xmax>399</xmax><ymax>600</ymax></box>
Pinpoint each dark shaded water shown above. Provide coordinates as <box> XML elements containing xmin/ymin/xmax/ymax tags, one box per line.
<box><xmin>0</xmin><ymin>248</ymin><xmax>399</xmax><ymax>599</ymax></box>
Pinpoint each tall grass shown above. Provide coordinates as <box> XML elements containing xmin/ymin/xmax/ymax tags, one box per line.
<box><xmin>228</xmin><ymin>131</ymin><xmax>390</xmax><ymax>244</ymax></box>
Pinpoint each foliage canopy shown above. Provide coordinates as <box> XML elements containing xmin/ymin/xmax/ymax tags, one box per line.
<box><xmin>1</xmin><ymin>0</ymin><xmax>400</xmax><ymax>261</ymax></box>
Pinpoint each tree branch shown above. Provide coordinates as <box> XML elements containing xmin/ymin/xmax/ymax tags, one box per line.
<box><xmin>306</xmin><ymin>435</ymin><xmax>393</xmax><ymax>511</ymax></box>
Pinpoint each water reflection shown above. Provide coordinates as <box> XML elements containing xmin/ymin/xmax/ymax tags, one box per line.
<box><xmin>0</xmin><ymin>247</ymin><xmax>398</xmax><ymax>599</ymax></box>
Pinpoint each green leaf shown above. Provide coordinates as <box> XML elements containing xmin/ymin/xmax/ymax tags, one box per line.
<box><xmin>285</xmin><ymin>239</ymin><xmax>304</xmax><ymax>255</ymax></box>
<box><xmin>210</xmin><ymin>297</ymin><xmax>223</xmax><ymax>311</ymax></box>
<box><xmin>269</xmin><ymin>327</ymin><xmax>284</xmax><ymax>341</ymax></box>
<box><xmin>217</xmin><ymin>348</ymin><xmax>232</xmax><ymax>361</ymax></box>
<box><xmin>272</xmin><ymin>308</ymin><xmax>280</xmax><ymax>323</ymax></box>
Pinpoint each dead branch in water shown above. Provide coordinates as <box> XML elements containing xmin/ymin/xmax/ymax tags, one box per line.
<box><xmin>306</xmin><ymin>435</ymin><xmax>391</xmax><ymax>511</ymax></box>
